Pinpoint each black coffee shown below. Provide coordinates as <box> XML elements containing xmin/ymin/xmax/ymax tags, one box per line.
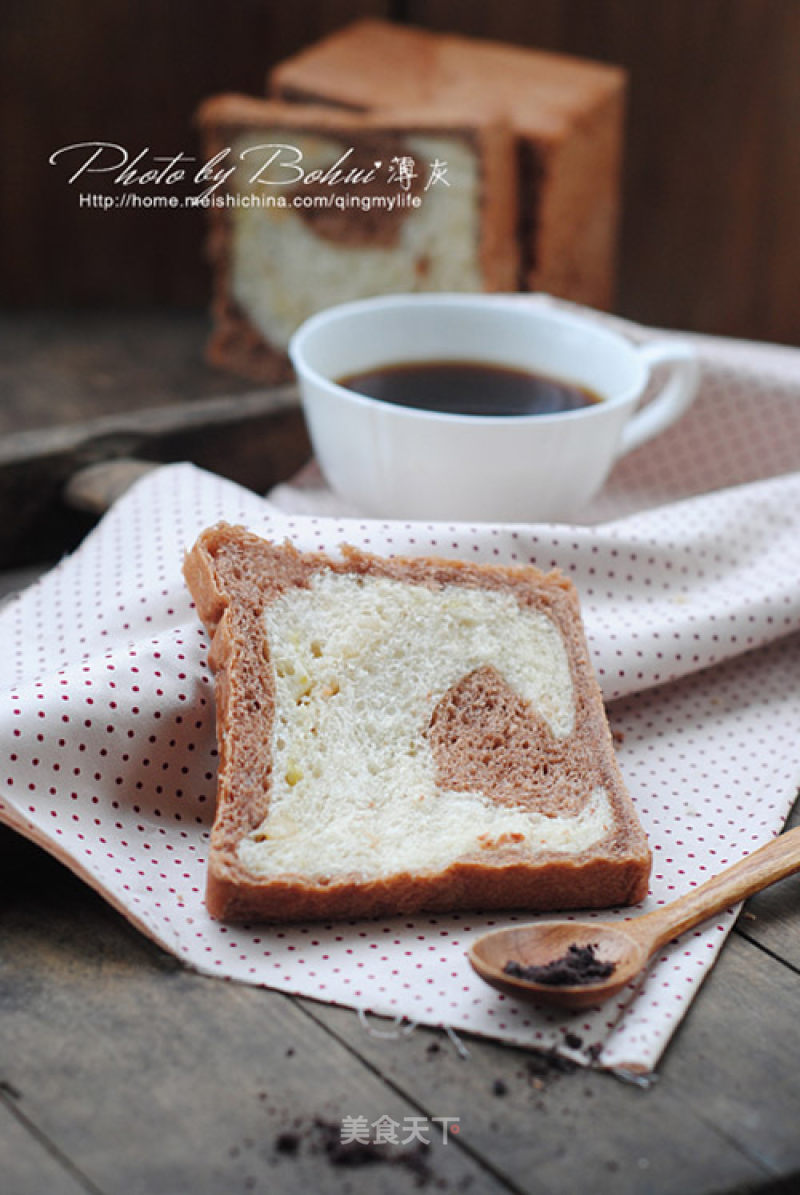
<box><xmin>338</xmin><ymin>360</ymin><xmax>602</xmax><ymax>417</ymax></box>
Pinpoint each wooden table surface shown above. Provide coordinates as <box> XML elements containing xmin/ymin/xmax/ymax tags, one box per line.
<box><xmin>1</xmin><ymin>313</ymin><xmax>799</xmax><ymax>1195</ymax></box>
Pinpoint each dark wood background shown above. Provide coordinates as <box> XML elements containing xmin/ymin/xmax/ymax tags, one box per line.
<box><xmin>2</xmin><ymin>0</ymin><xmax>798</xmax><ymax>345</ymax></box>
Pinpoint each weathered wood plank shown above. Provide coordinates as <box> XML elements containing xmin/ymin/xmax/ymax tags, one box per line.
<box><xmin>0</xmin><ymin>386</ymin><xmax>310</xmax><ymax>568</ymax></box>
<box><xmin>0</xmin><ymin>312</ymin><xmax>254</xmax><ymax>436</ymax></box>
<box><xmin>3</xmin><ymin>825</ymin><xmax>796</xmax><ymax>1195</ymax></box>
<box><xmin>0</xmin><ymin>833</ymin><xmax>501</xmax><ymax>1195</ymax></box>
<box><xmin>735</xmin><ymin>798</ymin><xmax>800</xmax><ymax>970</ymax></box>
<box><xmin>0</xmin><ymin>1100</ymin><xmax>100</xmax><ymax>1195</ymax></box>
<box><xmin>654</xmin><ymin>934</ymin><xmax>800</xmax><ymax>1178</ymax></box>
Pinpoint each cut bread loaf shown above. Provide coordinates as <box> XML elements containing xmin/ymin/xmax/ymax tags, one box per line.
<box><xmin>184</xmin><ymin>524</ymin><xmax>651</xmax><ymax>922</ymax></box>
<box><xmin>196</xmin><ymin>94</ymin><xmax>517</xmax><ymax>383</ymax></box>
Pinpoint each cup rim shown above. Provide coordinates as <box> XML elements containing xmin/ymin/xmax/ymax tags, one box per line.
<box><xmin>289</xmin><ymin>293</ymin><xmax>647</xmax><ymax>426</ymax></box>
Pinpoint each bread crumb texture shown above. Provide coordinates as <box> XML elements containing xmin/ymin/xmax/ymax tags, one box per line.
<box><xmin>237</xmin><ymin>573</ymin><xmax>612</xmax><ymax>880</ymax></box>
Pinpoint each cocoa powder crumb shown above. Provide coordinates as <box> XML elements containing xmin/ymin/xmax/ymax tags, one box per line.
<box><xmin>525</xmin><ymin>1048</ymin><xmax>579</xmax><ymax>1084</ymax></box>
<box><xmin>270</xmin><ymin>1116</ymin><xmax>433</xmax><ymax>1185</ymax></box>
<box><xmin>504</xmin><ymin>944</ymin><xmax>615</xmax><ymax>986</ymax></box>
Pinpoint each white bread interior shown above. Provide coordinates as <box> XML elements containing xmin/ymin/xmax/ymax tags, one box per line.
<box><xmin>240</xmin><ymin>571</ymin><xmax>612</xmax><ymax>880</ymax></box>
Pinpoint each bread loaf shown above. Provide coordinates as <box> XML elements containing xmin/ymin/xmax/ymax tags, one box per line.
<box><xmin>271</xmin><ymin>19</ymin><xmax>626</xmax><ymax>307</ymax></box>
<box><xmin>184</xmin><ymin>524</ymin><xmax>651</xmax><ymax>922</ymax></box>
<box><xmin>196</xmin><ymin>94</ymin><xmax>517</xmax><ymax>383</ymax></box>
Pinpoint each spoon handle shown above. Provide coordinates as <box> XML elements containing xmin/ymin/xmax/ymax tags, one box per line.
<box><xmin>630</xmin><ymin>823</ymin><xmax>800</xmax><ymax>952</ymax></box>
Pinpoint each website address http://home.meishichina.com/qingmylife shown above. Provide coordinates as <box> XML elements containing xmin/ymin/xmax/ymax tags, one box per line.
<box><xmin>77</xmin><ymin>191</ymin><xmax>424</xmax><ymax>212</ymax></box>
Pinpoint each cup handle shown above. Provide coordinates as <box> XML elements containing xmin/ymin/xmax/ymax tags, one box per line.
<box><xmin>617</xmin><ymin>340</ymin><xmax>700</xmax><ymax>456</ymax></box>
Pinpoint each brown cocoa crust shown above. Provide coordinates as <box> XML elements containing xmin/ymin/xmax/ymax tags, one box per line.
<box><xmin>207</xmin><ymin>856</ymin><xmax>650</xmax><ymax>923</ymax></box>
<box><xmin>184</xmin><ymin>524</ymin><xmax>651</xmax><ymax>922</ymax></box>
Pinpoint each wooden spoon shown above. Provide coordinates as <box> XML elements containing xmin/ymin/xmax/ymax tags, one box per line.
<box><xmin>468</xmin><ymin>824</ymin><xmax>800</xmax><ymax>1010</ymax></box>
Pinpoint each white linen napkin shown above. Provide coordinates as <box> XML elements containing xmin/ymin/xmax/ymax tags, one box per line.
<box><xmin>2</xmin><ymin>307</ymin><xmax>799</xmax><ymax>1076</ymax></box>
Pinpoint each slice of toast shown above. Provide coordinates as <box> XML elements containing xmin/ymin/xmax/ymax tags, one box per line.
<box><xmin>184</xmin><ymin>524</ymin><xmax>651</xmax><ymax>921</ymax></box>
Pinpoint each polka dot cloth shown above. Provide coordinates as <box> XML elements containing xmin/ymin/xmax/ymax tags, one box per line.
<box><xmin>2</xmin><ymin>312</ymin><xmax>800</xmax><ymax>1078</ymax></box>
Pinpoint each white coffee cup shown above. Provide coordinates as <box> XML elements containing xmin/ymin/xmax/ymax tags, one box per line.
<box><xmin>289</xmin><ymin>294</ymin><xmax>699</xmax><ymax>523</ymax></box>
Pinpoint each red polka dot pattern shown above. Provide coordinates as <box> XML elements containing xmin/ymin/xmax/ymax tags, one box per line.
<box><xmin>2</xmin><ymin>319</ymin><xmax>800</xmax><ymax>1076</ymax></box>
